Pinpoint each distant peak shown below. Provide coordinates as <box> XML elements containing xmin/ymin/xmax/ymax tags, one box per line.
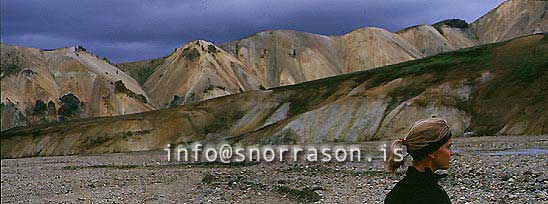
<box><xmin>354</xmin><ymin>26</ymin><xmax>384</xmax><ymax>31</ymax></box>
<box><xmin>349</xmin><ymin>26</ymin><xmax>390</xmax><ymax>34</ymax></box>
<box><xmin>432</xmin><ymin>19</ymin><xmax>469</xmax><ymax>29</ymax></box>
<box><xmin>75</xmin><ymin>45</ymin><xmax>87</xmax><ymax>52</ymax></box>
<box><xmin>174</xmin><ymin>40</ymin><xmax>219</xmax><ymax>52</ymax></box>
<box><xmin>170</xmin><ymin>40</ymin><xmax>225</xmax><ymax>61</ymax></box>
<box><xmin>183</xmin><ymin>40</ymin><xmax>216</xmax><ymax>48</ymax></box>
<box><xmin>396</xmin><ymin>24</ymin><xmax>431</xmax><ymax>33</ymax></box>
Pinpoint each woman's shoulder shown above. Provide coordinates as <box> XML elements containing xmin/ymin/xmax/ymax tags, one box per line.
<box><xmin>384</xmin><ymin>177</ymin><xmax>419</xmax><ymax>204</ymax></box>
<box><xmin>385</xmin><ymin>181</ymin><xmax>450</xmax><ymax>204</ymax></box>
<box><xmin>384</xmin><ymin>168</ymin><xmax>451</xmax><ymax>204</ymax></box>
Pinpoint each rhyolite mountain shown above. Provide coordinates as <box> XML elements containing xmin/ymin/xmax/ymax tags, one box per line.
<box><xmin>0</xmin><ymin>44</ymin><xmax>154</xmax><ymax>130</ymax></box>
<box><xmin>220</xmin><ymin>27</ymin><xmax>423</xmax><ymax>88</ymax></box>
<box><xmin>218</xmin><ymin>0</ymin><xmax>546</xmax><ymax>88</ymax></box>
<box><xmin>2</xmin><ymin>33</ymin><xmax>547</xmax><ymax>158</ymax></box>
<box><xmin>120</xmin><ymin>0</ymin><xmax>547</xmax><ymax>93</ymax></box>
<box><xmin>1</xmin><ymin>0</ymin><xmax>546</xmax><ymax>131</ymax></box>
<box><xmin>471</xmin><ymin>0</ymin><xmax>548</xmax><ymax>44</ymax></box>
<box><xmin>141</xmin><ymin>40</ymin><xmax>262</xmax><ymax>107</ymax></box>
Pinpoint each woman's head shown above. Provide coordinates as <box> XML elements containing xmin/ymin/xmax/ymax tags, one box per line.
<box><xmin>387</xmin><ymin>118</ymin><xmax>454</xmax><ymax>173</ymax></box>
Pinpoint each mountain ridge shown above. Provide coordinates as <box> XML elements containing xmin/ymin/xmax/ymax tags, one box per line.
<box><xmin>2</xmin><ymin>33</ymin><xmax>547</xmax><ymax>158</ymax></box>
<box><xmin>121</xmin><ymin>0</ymin><xmax>546</xmax><ymax>99</ymax></box>
<box><xmin>2</xmin><ymin>0</ymin><xmax>546</xmax><ymax>131</ymax></box>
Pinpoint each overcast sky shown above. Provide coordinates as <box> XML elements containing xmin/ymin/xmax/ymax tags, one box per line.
<box><xmin>1</xmin><ymin>0</ymin><xmax>506</xmax><ymax>63</ymax></box>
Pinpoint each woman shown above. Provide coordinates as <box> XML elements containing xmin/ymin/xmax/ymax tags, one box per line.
<box><xmin>384</xmin><ymin>118</ymin><xmax>454</xmax><ymax>204</ymax></box>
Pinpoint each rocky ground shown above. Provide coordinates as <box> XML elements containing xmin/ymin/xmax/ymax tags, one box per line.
<box><xmin>1</xmin><ymin>135</ymin><xmax>547</xmax><ymax>204</ymax></box>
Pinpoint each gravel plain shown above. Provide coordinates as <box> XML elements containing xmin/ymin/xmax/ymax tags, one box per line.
<box><xmin>2</xmin><ymin>135</ymin><xmax>548</xmax><ymax>204</ymax></box>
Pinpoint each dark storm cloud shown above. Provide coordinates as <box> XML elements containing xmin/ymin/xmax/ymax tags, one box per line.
<box><xmin>1</xmin><ymin>0</ymin><xmax>506</xmax><ymax>63</ymax></box>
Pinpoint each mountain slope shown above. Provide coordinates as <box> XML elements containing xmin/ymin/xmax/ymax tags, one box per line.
<box><xmin>471</xmin><ymin>0</ymin><xmax>548</xmax><ymax>44</ymax></box>
<box><xmin>143</xmin><ymin>40</ymin><xmax>262</xmax><ymax>107</ymax></box>
<box><xmin>116</xmin><ymin>58</ymin><xmax>164</xmax><ymax>85</ymax></box>
<box><xmin>338</xmin><ymin>27</ymin><xmax>423</xmax><ymax>70</ymax></box>
<box><xmin>221</xmin><ymin>30</ymin><xmax>346</xmax><ymax>88</ymax></box>
<box><xmin>397</xmin><ymin>19</ymin><xmax>479</xmax><ymax>56</ymax></box>
<box><xmin>0</xmin><ymin>44</ymin><xmax>154</xmax><ymax>130</ymax></box>
<box><xmin>2</xmin><ymin>33</ymin><xmax>546</xmax><ymax>158</ymax></box>
<box><xmin>220</xmin><ymin>27</ymin><xmax>423</xmax><ymax>88</ymax></box>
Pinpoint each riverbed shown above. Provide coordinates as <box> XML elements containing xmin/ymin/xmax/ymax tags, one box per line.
<box><xmin>1</xmin><ymin>135</ymin><xmax>547</xmax><ymax>203</ymax></box>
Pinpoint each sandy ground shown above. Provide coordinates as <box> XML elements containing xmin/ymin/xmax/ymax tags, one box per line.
<box><xmin>1</xmin><ymin>135</ymin><xmax>548</xmax><ymax>204</ymax></box>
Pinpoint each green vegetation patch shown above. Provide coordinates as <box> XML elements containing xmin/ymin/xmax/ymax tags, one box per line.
<box><xmin>32</xmin><ymin>100</ymin><xmax>48</xmax><ymax>115</ymax></box>
<box><xmin>133</xmin><ymin>65</ymin><xmax>157</xmax><ymax>85</ymax></box>
<box><xmin>76</xmin><ymin>45</ymin><xmax>87</xmax><ymax>52</ymax></box>
<box><xmin>121</xmin><ymin>129</ymin><xmax>153</xmax><ymax>139</ymax></box>
<box><xmin>117</xmin><ymin>58</ymin><xmax>163</xmax><ymax>85</ymax></box>
<box><xmin>510</xmin><ymin>53</ymin><xmax>547</xmax><ymax>85</ymax></box>
<box><xmin>57</xmin><ymin>93</ymin><xmax>84</xmax><ymax>121</ymax></box>
<box><xmin>204</xmin><ymin>84</ymin><xmax>227</xmax><ymax>93</ymax></box>
<box><xmin>114</xmin><ymin>80</ymin><xmax>148</xmax><ymax>104</ymax></box>
<box><xmin>182</xmin><ymin>47</ymin><xmax>201</xmax><ymax>61</ymax></box>
<box><xmin>286</xmin><ymin>73</ymin><xmax>357</xmax><ymax>116</ymax></box>
<box><xmin>207</xmin><ymin>45</ymin><xmax>219</xmax><ymax>54</ymax></box>
<box><xmin>388</xmin><ymin>84</ymin><xmax>425</xmax><ymax>101</ymax></box>
<box><xmin>432</xmin><ymin>19</ymin><xmax>469</xmax><ymax>35</ymax></box>
<box><xmin>201</xmin><ymin>108</ymin><xmax>245</xmax><ymax>134</ymax></box>
<box><xmin>1</xmin><ymin>51</ymin><xmax>23</xmax><ymax>78</ymax></box>
<box><xmin>464</xmin><ymin>34</ymin><xmax>548</xmax><ymax>134</ymax></box>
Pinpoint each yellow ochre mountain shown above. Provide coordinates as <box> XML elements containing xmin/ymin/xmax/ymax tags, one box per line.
<box><xmin>219</xmin><ymin>28</ymin><xmax>423</xmax><ymax>88</ymax></box>
<box><xmin>123</xmin><ymin>0</ymin><xmax>546</xmax><ymax>93</ymax></box>
<box><xmin>2</xmin><ymin>33</ymin><xmax>547</xmax><ymax>158</ymax></box>
<box><xmin>0</xmin><ymin>44</ymin><xmax>154</xmax><ymax>130</ymax></box>
<box><xmin>471</xmin><ymin>0</ymin><xmax>548</xmax><ymax>44</ymax></box>
<box><xmin>142</xmin><ymin>40</ymin><xmax>262</xmax><ymax>107</ymax></box>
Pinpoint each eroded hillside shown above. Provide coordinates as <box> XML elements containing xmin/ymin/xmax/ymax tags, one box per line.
<box><xmin>142</xmin><ymin>40</ymin><xmax>262</xmax><ymax>107</ymax></box>
<box><xmin>0</xmin><ymin>45</ymin><xmax>154</xmax><ymax>130</ymax></box>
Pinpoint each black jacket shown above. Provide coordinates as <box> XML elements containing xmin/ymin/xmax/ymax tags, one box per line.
<box><xmin>384</xmin><ymin>166</ymin><xmax>452</xmax><ymax>204</ymax></box>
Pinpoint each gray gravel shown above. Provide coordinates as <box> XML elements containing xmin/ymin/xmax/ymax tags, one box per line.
<box><xmin>1</xmin><ymin>135</ymin><xmax>547</xmax><ymax>203</ymax></box>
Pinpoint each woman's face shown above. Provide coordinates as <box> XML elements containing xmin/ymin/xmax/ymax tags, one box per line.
<box><xmin>432</xmin><ymin>138</ymin><xmax>453</xmax><ymax>170</ymax></box>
